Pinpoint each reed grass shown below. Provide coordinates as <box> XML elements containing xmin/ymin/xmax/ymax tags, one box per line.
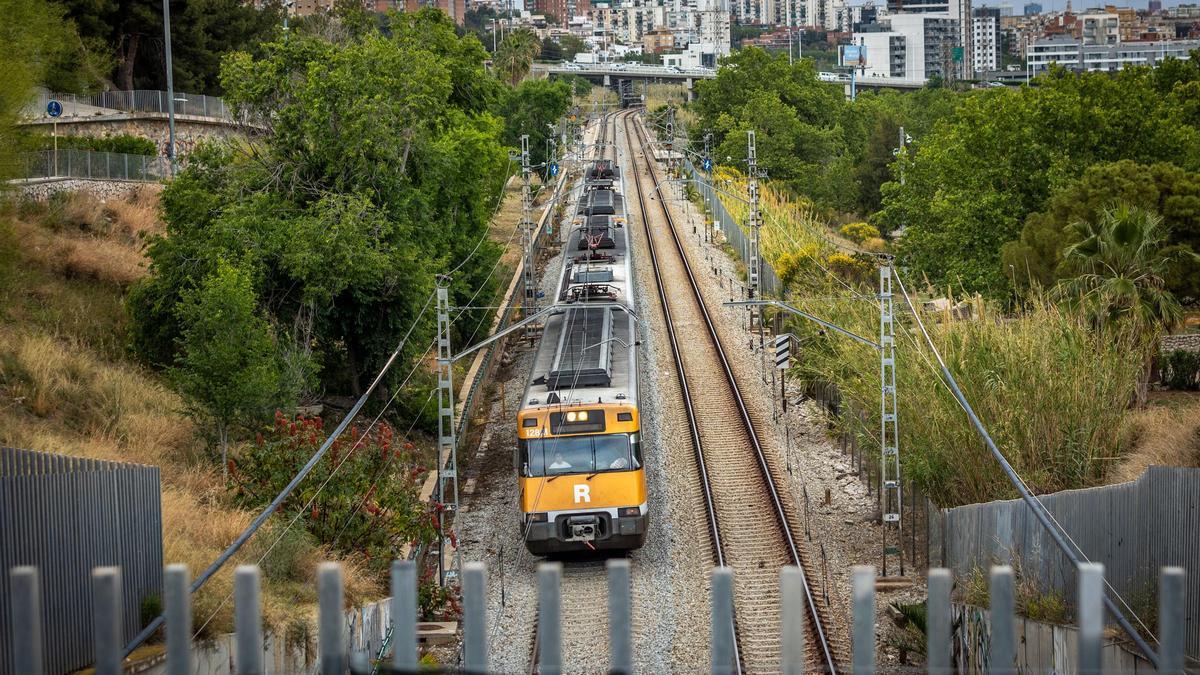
<box><xmin>708</xmin><ymin>177</ymin><xmax>1155</xmax><ymax>507</ymax></box>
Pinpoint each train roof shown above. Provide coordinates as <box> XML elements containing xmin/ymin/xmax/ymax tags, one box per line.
<box><xmin>523</xmin><ymin>145</ymin><xmax>637</xmax><ymax>412</ymax></box>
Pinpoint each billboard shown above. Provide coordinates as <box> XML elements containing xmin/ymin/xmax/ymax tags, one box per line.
<box><xmin>839</xmin><ymin>44</ymin><xmax>868</xmax><ymax>68</ymax></box>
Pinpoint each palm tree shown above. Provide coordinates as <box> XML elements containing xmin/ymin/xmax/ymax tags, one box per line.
<box><xmin>1055</xmin><ymin>203</ymin><xmax>1194</xmax><ymax>332</ymax></box>
<box><xmin>494</xmin><ymin>29</ymin><xmax>541</xmax><ymax>86</ymax></box>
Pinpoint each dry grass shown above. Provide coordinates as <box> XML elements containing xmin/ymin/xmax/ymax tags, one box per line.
<box><xmin>1112</xmin><ymin>402</ymin><xmax>1200</xmax><ymax>483</ymax></box>
<box><xmin>11</xmin><ymin>188</ymin><xmax>163</xmax><ymax>288</ymax></box>
<box><xmin>1</xmin><ymin>188</ymin><xmax>385</xmax><ymax>641</ymax></box>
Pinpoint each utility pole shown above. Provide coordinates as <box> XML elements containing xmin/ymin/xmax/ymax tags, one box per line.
<box><xmin>162</xmin><ymin>0</ymin><xmax>177</xmax><ymax>176</ymax></box>
<box><xmin>746</xmin><ymin>130</ymin><xmax>762</xmax><ymax>340</ymax></box>
<box><xmin>519</xmin><ymin>135</ymin><xmax>538</xmax><ymax>335</ymax></box>
<box><xmin>703</xmin><ymin>131</ymin><xmax>713</xmax><ymax>243</ymax></box>
<box><xmin>435</xmin><ymin>280</ymin><xmax>461</xmax><ymax>587</ymax></box>
<box><xmin>878</xmin><ymin>265</ymin><xmax>903</xmax><ymax>576</ymax></box>
<box><xmin>664</xmin><ymin>106</ymin><xmax>676</xmax><ymax>174</ymax></box>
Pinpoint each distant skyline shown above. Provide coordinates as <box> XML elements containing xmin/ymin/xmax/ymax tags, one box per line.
<box><xmin>978</xmin><ymin>0</ymin><xmax>1196</xmax><ymax>10</ymax></box>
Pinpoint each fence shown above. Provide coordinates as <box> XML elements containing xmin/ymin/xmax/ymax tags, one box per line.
<box><xmin>34</xmin><ymin>89</ymin><xmax>232</xmax><ymax>121</ymax></box>
<box><xmin>684</xmin><ymin>159</ymin><xmax>783</xmax><ymax>298</ymax></box>
<box><xmin>5</xmin><ymin>559</ymin><xmax>1187</xmax><ymax>674</ymax></box>
<box><xmin>0</xmin><ymin>448</ymin><xmax>163</xmax><ymax>675</ymax></box>
<box><xmin>19</xmin><ymin>149</ymin><xmax>167</xmax><ymax>182</ymax></box>
<box><xmin>931</xmin><ymin>466</ymin><xmax>1200</xmax><ymax>659</ymax></box>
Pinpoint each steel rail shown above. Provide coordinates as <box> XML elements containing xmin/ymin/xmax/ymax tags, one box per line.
<box><xmin>627</xmin><ymin>111</ymin><xmax>838</xmax><ymax>674</ymax></box>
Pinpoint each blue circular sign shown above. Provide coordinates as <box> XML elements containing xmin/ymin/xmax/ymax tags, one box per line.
<box><xmin>46</xmin><ymin>100</ymin><xmax>63</xmax><ymax>118</ymax></box>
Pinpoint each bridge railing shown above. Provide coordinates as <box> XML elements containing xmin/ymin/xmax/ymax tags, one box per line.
<box><xmin>17</xmin><ymin>149</ymin><xmax>167</xmax><ymax>183</ymax></box>
<box><xmin>5</xmin><ymin>559</ymin><xmax>1187</xmax><ymax>673</ymax></box>
<box><xmin>32</xmin><ymin>89</ymin><xmax>233</xmax><ymax>121</ymax></box>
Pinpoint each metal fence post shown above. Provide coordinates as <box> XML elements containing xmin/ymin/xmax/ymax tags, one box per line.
<box><xmin>538</xmin><ymin>562</ymin><xmax>563</xmax><ymax>675</ymax></box>
<box><xmin>927</xmin><ymin>568</ymin><xmax>952</xmax><ymax>674</ymax></box>
<box><xmin>318</xmin><ymin>563</ymin><xmax>346</xmax><ymax>675</ymax></box>
<box><xmin>780</xmin><ymin>566</ymin><xmax>806</xmax><ymax>675</ymax></box>
<box><xmin>1078</xmin><ymin>563</ymin><xmax>1104</xmax><ymax>674</ymax></box>
<box><xmin>608</xmin><ymin>559</ymin><xmax>633</xmax><ymax>674</ymax></box>
<box><xmin>164</xmin><ymin>565</ymin><xmax>191</xmax><ymax>675</ymax></box>
<box><xmin>10</xmin><ymin>566</ymin><xmax>44</xmax><ymax>675</ymax></box>
<box><xmin>1160</xmin><ymin>567</ymin><xmax>1185</xmax><ymax>674</ymax></box>
<box><xmin>989</xmin><ymin>566</ymin><xmax>1015</xmax><ymax>675</ymax></box>
<box><xmin>391</xmin><ymin>560</ymin><xmax>417</xmax><ymax>671</ymax></box>
<box><xmin>852</xmin><ymin>566</ymin><xmax>875</xmax><ymax>675</ymax></box>
<box><xmin>92</xmin><ymin>567</ymin><xmax>123</xmax><ymax>675</ymax></box>
<box><xmin>235</xmin><ymin>566</ymin><xmax>263</xmax><ymax>675</ymax></box>
<box><xmin>462</xmin><ymin>562</ymin><xmax>488</xmax><ymax>673</ymax></box>
<box><xmin>711</xmin><ymin>567</ymin><xmax>735</xmax><ymax>675</ymax></box>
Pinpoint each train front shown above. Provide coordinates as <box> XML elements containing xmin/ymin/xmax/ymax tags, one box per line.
<box><xmin>517</xmin><ymin>404</ymin><xmax>646</xmax><ymax>554</ymax></box>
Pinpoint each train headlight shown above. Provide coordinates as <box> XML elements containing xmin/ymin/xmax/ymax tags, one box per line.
<box><xmin>527</xmin><ymin>512</ymin><xmax>548</xmax><ymax>523</ymax></box>
<box><xmin>618</xmin><ymin>507</ymin><xmax>640</xmax><ymax>518</ymax></box>
<box><xmin>565</xmin><ymin>411</ymin><xmax>588</xmax><ymax>422</ymax></box>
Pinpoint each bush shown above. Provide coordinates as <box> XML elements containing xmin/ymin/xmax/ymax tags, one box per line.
<box><xmin>231</xmin><ymin>413</ymin><xmax>435</xmax><ymax>572</ymax></box>
<box><xmin>825</xmin><ymin>252</ymin><xmax>873</xmax><ymax>284</ymax></box>
<box><xmin>34</xmin><ymin>133</ymin><xmax>158</xmax><ymax>156</ymax></box>
<box><xmin>840</xmin><ymin>221</ymin><xmax>880</xmax><ymax>244</ymax></box>
<box><xmin>1159</xmin><ymin>349</ymin><xmax>1200</xmax><ymax>390</ymax></box>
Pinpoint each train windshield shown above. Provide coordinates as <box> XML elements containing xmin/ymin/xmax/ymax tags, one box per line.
<box><xmin>522</xmin><ymin>433</ymin><xmax>640</xmax><ymax>477</ymax></box>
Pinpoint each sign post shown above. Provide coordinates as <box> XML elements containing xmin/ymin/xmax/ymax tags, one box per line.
<box><xmin>774</xmin><ymin>333</ymin><xmax>793</xmax><ymax>412</ymax></box>
<box><xmin>47</xmin><ymin>100</ymin><xmax>62</xmax><ymax>177</ymax></box>
<box><xmin>839</xmin><ymin>44</ymin><xmax>868</xmax><ymax>101</ymax></box>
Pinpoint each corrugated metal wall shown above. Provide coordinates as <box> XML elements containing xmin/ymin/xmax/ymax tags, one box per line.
<box><xmin>932</xmin><ymin>467</ymin><xmax>1200</xmax><ymax>658</ymax></box>
<box><xmin>0</xmin><ymin>447</ymin><xmax>163</xmax><ymax>675</ymax></box>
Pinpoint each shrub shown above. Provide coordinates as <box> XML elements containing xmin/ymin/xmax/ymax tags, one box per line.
<box><xmin>840</xmin><ymin>221</ymin><xmax>880</xmax><ymax>244</ymax></box>
<box><xmin>34</xmin><ymin>133</ymin><xmax>158</xmax><ymax>156</ymax></box>
<box><xmin>1159</xmin><ymin>349</ymin><xmax>1200</xmax><ymax>390</ymax></box>
<box><xmin>231</xmin><ymin>413</ymin><xmax>434</xmax><ymax>572</ymax></box>
<box><xmin>825</xmin><ymin>252</ymin><xmax>873</xmax><ymax>284</ymax></box>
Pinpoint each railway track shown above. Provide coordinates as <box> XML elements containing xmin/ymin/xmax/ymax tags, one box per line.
<box><xmin>621</xmin><ymin>110</ymin><xmax>840</xmax><ymax>674</ymax></box>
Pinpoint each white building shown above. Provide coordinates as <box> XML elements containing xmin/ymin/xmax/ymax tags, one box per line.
<box><xmin>1028</xmin><ymin>35</ymin><xmax>1199</xmax><ymax>73</ymax></box>
<box><xmin>971</xmin><ymin>7</ymin><xmax>1001</xmax><ymax>72</ymax></box>
<box><xmin>1076</xmin><ymin>11</ymin><xmax>1120</xmax><ymax>45</ymax></box>
<box><xmin>853</xmin><ymin>13</ymin><xmax>961</xmax><ymax>81</ymax></box>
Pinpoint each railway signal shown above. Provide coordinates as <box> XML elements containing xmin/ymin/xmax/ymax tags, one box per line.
<box><xmin>774</xmin><ymin>333</ymin><xmax>792</xmax><ymax>370</ymax></box>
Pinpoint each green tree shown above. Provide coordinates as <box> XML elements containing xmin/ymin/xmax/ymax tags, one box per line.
<box><xmin>494</xmin><ymin>28</ymin><xmax>541</xmax><ymax>86</ymax></box>
<box><xmin>1054</xmin><ymin>204</ymin><xmax>1192</xmax><ymax>331</ymax></box>
<box><xmin>882</xmin><ymin>66</ymin><xmax>1200</xmax><ymax>294</ymax></box>
<box><xmin>172</xmin><ymin>259</ymin><xmax>282</xmax><ymax>473</ymax></box>
<box><xmin>130</xmin><ymin>9</ymin><xmax>507</xmax><ymax>411</ymax></box>
<box><xmin>59</xmin><ymin>0</ymin><xmax>283</xmax><ymax>93</ymax></box>
<box><xmin>502</xmin><ymin>78</ymin><xmax>572</xmax><ymax>175</ymax></box>
<box><xmin>1001</xmin><ymin>161</ymin><xmax>1200</xmax><ymax>300</ymax></box>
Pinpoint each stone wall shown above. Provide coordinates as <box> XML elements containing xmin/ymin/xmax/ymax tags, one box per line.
<box><xmin>21</xmin><ymin>113</ymin><xmax>253</xmax><ymax>160</ymax></box>
<box><xmin>1163</xmin><ymin>333</ymin><xmax>1200</xmax><ymax>353</ymax></box>
<box><xmin>11</xmin><ymin>177</ymin><xmax>161</xmax><ymax>202</ymax></box>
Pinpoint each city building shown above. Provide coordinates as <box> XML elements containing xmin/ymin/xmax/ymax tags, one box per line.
<box><xmin>853</xmin><ymin>12</ymin><xmax>962</xmax><ymax>80</ymax></box>
<box><xmin>972</xmin><ymin>6</ymin><xmax>1001</xmax><ymax>71</ymax></box>
<box><xmin>644</xmin><ymin>26</ymin><xmax>678</xmax><ymax>51</ymax></box>
<box><xmin>1028</xmin><ymin>35</ymin><xmax>1199</xmax><ymax>73</ymax></box>
<box><xmin>1023</xmin><ymin>1</ymin><xmax>1041</xmax><ymax>14</ymax></box>
<box><xmin>1075</xmin><ymin>11</ymin><xmax>1120</xmax><ymax>44</ymax></box>
<box><xmin>1148</xmin><ymin>0</ymin><xmax>1161</xmax><ymax>11</ymax></box>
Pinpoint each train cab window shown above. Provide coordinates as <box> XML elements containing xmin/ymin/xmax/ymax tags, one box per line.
<box><xmin>520</xmin><ymin>434</ymin><xmax>637</xmax><ymax>477</ymax></box>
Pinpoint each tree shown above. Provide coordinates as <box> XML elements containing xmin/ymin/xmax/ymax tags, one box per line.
<box><xmin>1001</xmin><ymin>161</ymin><xmax>1200</xmax><ymax>300</ymax></box>
<box><xmin>1054</xmin><ymin>204</ymin><xmax>1192</xmax><ymax>332</ymax></box>
<box><xmin>59</xmin><ymin>0</ymin><xmax>283</xmax><ymax>93</ymax></box>
<box><xmin>0</xmin><ymin>0</ymin><xmax>81</xmax><ymax>177</ymax></box>
<box><xmin>494</xmin><ymin>28</ymin><xmax>541</xmax><ymax>86</ymax></box>
<box><xmin>881</xmin><ymin>66</ymin><xmax>1200</xmax><ymax>294</ymax></box>
<box><xmin>172</xmin><ymin>259</ymin><xmax>282</xmax><ymax>473</ymax></box>
<box><xmin>501</xmin><ymin>79</ymin><xmax>571</xmax><ymax>175</ymax></box>
<box><xmin>130</xmin><ymin>9</ymin><xmax>508</xmax><ymax>410</ymax></box>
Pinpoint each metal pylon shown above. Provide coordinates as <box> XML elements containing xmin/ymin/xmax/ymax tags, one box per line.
<box><xmin>878</xmin><ymin>265</ymin><xmax>903</xmax><ymax>575</ymax></box>
<box><xmin>747</xmin><ymin>130</ymin><xmax>762</xmax><ymax>334</ymax></box>
<box><xmin>435</xmin><ymin>282</ymin><xmax>460</xmax><ymax>586</ymax></box>
<box><xmin>520</xmin><ymin>134</ymin><xmax>537</xmax><ymax>333</ymax></box>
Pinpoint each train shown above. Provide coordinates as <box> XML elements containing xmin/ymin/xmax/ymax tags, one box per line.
<box><xmin>516</xmin><ymin>121</ymin><xmax>646</xmax><ymax>555</ymax></box>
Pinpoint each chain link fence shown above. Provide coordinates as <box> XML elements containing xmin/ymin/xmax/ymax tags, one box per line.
<box><xmin>19</xmin><ymin>149</ymin><xmax>167</xmax><ymax>182</ymax></box>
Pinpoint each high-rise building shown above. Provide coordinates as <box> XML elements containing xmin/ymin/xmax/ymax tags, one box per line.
<box><xmin>1023</xmin><ymin>1</ymin><xmax>1041</xmax><ymax>14</ymax></box>
<box><xmin>854</xmin><ymin>13</ymin><xmax>961</xmax><ymax>80</ymax></box>
<box><xmin>971</xmin><ymin>6</ymin><xmax>1000</xmax><ymax>71</ymax></box>
<box><xmin>1148</xmin><ymin>0</ymin><xmax>1162</xmax><ymax>13</ymax></box>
